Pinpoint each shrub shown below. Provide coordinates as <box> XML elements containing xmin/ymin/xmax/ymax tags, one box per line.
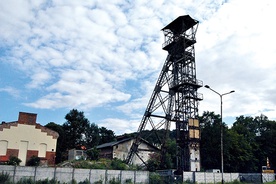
<box><xmin>93</xmin><ymin>180</ymin><xmax>103</xmax><ymax>184</ymax></box>
<box><xmin>110</xmin><ymin>158</ymin><xmax>127</xmax><ymax>170</ymax></box>
<box><xmin>16</xmin><ymin>177</ymin><xmax>35</xmax><ymax>184</ymax></box>
<box><xmin>78</xmin><ymin>179</ymin><xmax>90</xmax><ymax>184</ymax></box>
<box><xmin>0</xmin><ymin>171</ymin><xmax>10</xmax><ymax>183</ymax></box>
<box><xmin>26</xmin><ymin>156</ymin><xmax>40</xmax><ymax>166</ymax></box>
<box><xmin>108</xmin><ymin>177</ymin><xmax>120</xmax><ymax>184</ymax></box>
<box><xmin>35</xmin><ymin>178</ymin><xmax>59</xmax><ymax>184</ymax></box>
<box><xmin>86</xmin><ymin>147</ymin><xmax>99</xmax><ymax>160</ymax></box>
<box><xmin>149</xmin><ymin>172</ymin><xmax>164</xmax><ymax>184</ymax></box>
<box><xmin>7</xmin><ymin>156</ymin><xmax>21</xmax><ymax>166</ymax></box>
<box><xmin>125</xmin><ymin>178</ymin><xmax>133</xmax><ymax>184</ymax></box>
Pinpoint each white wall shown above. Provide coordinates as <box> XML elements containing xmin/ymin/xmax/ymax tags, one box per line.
<box><xmin>0</xmin><ymin>124</ymin><xmax>57</xmax><ymax>152</ymax></box>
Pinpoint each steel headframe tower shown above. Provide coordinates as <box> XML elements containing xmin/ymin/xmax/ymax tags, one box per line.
<box><xmin>126</xmin><ymin>15</ymin><xmax>203</xmax><ymax>173</ymax></box>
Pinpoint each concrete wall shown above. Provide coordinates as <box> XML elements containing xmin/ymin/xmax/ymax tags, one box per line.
<box><xmin>193</xmin><ymin>172</ymin><xmax>240</xmax><ymax>183</ymax></box>
<box><xmin>0</xmin><ymin>165</ymin><xmax>149</xmax><ymax>184</ymax></box>
<box><xmin>183</xmin><ymin>171</ymin><xmax>275</xmax><ymax>183</ymax></box>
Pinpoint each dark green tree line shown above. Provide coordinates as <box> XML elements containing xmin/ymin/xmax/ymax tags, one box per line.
<box><xmin>45</xmin><ymin>108</ymin><xmax>276</xmax><ymax>171</ymax></box>
<box><xmin>46</xmin><ymin>109</ymin><xmax>115</xmax><ymax>163</ymax></box>
<box><xmin>199</xmin><ymin>111</ymin><xmax>276</xmax><ymax>172</ymax></box>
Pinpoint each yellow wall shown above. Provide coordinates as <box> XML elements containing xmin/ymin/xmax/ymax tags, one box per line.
<box><xmin>0</xmin><ymin>124</ymin><xmax>57</xmax><ymax>158</ymax></box>
<box><xmin>0</xmin><ymin>124</ymin><xmax>57</xmax><ymax>151</ymax></box>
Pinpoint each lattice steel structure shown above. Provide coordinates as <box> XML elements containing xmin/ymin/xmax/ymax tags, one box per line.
<box><xmin>126</xmin><ymin>15</ymin><xmax>203</xmax><ymax>172</ymax></box>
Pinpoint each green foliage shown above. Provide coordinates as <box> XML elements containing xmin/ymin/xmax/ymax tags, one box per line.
<box><xmin>35</xmin><ymin>178</ymin><xmax>59</xmax><ymax>184</ymax></box>
<box><xmin>93</xmin><ymin>180</ymin><xmax>103</xmax><ymax>184</ymax></box>
<box><xmin>85</xmin><ymin>123</ymin><xmax>100</xmax><ymax>148</ymax></box>
<box><xmin>108</xmin><ymin>177</ymin><xmax>120</xmax><ymax>184</ymax></box>
<box><xmin>16</xmin><ymin>177</ymin><xmax>35</xmax><ymax>184</ymax></box>
<box><xmin>125</xmin><ymin>178</ymin><xmax>133</xmax><ymax>184</ymax></box>
<box><xmin>69</xmin><ymin>158</ymin><xmax>129</xmax><ymax>170</ymax></box>
<box><xmin>45</xmin><ymin>122</ymin><xmax>65</xmax><ymax>164</ymax></box>
<box><xmin>71</xmin><ymin>179</ymin><xmax>77</xmax><ymax>184</ymax></box>
<box><xmin>0</xmin><ymin>171</ymin><xmax>11</xmax><ymax>183</ymax></box>
<box><xmin>86</xmin><ymin>147</ymin><xmax>99</xmax><ymax>160</ymax></box>
<box><xmin>63</xmin><ymin>109</ymin><xmax>90</xmax><ymax>150</ymax></box>
<box><xmin>147</xmin><ymin>153</ymin><xmax>161</xmax><ymax>172</ymax></box>
<box><xmin>149</xmin><ymin>172</ymin><xmax>164</xmax><ymax>184</ymax></box>
<box><xmin>78</xmin><ymin>179</ymin><xmax>90</xmax><ymax>184</ymax></box>
<box><xmin>111</xmin><ymin>158</ymin><xmax>127</xmax><ymax>170</ymax></box>
<box><xmin>7</xmin><ymin>156</ymin><xmax>21</xmax><ymax>166</ymax></box>
<box><xmin>99</xmin><ymin>127</ymin><xmax>116</xmax><ymax>145</ymax></box>
<box><xmin>26</xmin><ymin>156</ymin><xmax>40</xmax><ymax>166</ymax></box>
<box><xmin>200</xmin><ymin>112</ymin><xmax>276</xmax><ymax>173</ymax></box>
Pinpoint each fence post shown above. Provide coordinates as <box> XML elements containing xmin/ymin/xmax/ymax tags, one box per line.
<box><xmin>34</xmin><ymin>166</ymin><xmax>37</xmax><ymax>181</ymax></box>
<box><xmin>72</xmin><ymin>168</ymin><xmax>75</xmax><ymax>183</ymax></box>
<box><xmin>105</xmin><ymin>170</ymin><xmax>108</xmax><ymax>184</ymax></box>
<box><xmin>54</xmin><ymin>167</ymin><xmax>56</xmax><ymax>181</ymax></box>
<box><xmin>120</xmin><ymin>170</ymin><xmax>122</xmax><ymax>183</ymax></box>
<box><xmin>89</xmin><ymin>169</ymin><xmax>91</xmax><ymax>183</ymax></box>
<box><xmin>134</xmin><ymin>171</ymin><xmax>136</xmax><ymax>184</ymax></box>
<box><xmin>13</xmin><ymin>165</ymin><xmax>16</xmax><ymax>183</ymax></box>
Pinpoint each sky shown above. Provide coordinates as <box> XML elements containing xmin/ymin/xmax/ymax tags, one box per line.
<box><xmin>1</xmin><ymin>0</ymin><xmax>276</xmax><ymax>135</ymax></box>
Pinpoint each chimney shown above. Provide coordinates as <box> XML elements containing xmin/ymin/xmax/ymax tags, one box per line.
<box><xmin>18</xmin><ymin>112</ymin><xmax>37</xmax><ymax>125</ymax></box>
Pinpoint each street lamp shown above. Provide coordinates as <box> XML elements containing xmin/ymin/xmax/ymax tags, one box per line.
<box><xmin>204</xmin><ymin>85</ymin><xmax>235</xmax><ymax>184</ymax></box>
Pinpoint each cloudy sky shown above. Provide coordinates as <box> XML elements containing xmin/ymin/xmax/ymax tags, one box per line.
<box><xmin>1</xmin><ymin>0</ymin><xmax>276</xmax><ymax>135</ymax></box>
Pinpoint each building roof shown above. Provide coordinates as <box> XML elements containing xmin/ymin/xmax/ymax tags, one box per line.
<box><xmin>96</xmin><ymin>138</ymin><xmax>132</xmax><ymax>149</ymax></box>
<box><xmin>96</xmin><ymin>137</ymin><xmax>160</xmax><ymax>151</ymax></box>
<box><xmin>161</xmin><ymin>15</ymin><xmax>198</xmax><ymax>33</ymax></box>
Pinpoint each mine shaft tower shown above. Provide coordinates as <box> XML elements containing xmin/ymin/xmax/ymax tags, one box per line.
<box><xmin>126</xmin><ymin>15</ymin><xmax>203</xmax><ymax>172</ymax></box>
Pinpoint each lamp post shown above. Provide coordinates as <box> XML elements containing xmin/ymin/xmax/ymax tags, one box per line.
<box><xmin>204</xmin><ymin>85</ymin><xmax>235</xmax><ymax>184</ymax></box>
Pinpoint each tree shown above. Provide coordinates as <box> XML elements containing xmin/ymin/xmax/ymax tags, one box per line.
<box><xmin>99</xmin><ymin>127</ymin><xmax>115</xmax><ymax>144</ymax></box>
<box><xmin>254</xmin><ymin>115</ymin><xmax>276</xmax><ymax>171</ymax></box>
<box><xmin>63</xmin><ymin>109</ymin><xmax>90</xmax><ymax>150</ymax></box>
<box><xmin>85</xmin><ymin>123</ymin><xmax>100</xmax><ymax>148</ymax></box>
<box><xmin>230</xmin><ymin>115</ymin><xmax>260</xmax><ymax>172</ymax></box>
<box><xmin>45</xmin><ymin>122</ymin><xmax>65</xmax><ymax>163</ymax></box>
<box><xmin>199</xmin><ymin>111</ymin><xmax>222</xmax><ymax>170</ymax></box>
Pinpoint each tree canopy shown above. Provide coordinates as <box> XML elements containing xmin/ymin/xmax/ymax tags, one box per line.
<box><xmin>45</xmin><ymin>109</ymin><xmax>276</xmax><ymax>172</ymax></box>
<box><xmin>46</xmin><ymin>109</ymin><xmax>115</xmax><ymax>163</ymax></box>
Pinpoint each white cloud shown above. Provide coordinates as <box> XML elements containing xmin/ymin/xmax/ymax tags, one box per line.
<box><xmin>0</xmin><ymin>87</ymin><xmax>20</xmax><ymax>98</ymax></box>
<box><xmin>98</xmin><ymin>118</ymin><xmax>140</xmax><ymax>135</ymax></box>
<box><xmin>1</xmin><ymin>0</ymin><xmax>276</xmax><ymax>134</ymax></box>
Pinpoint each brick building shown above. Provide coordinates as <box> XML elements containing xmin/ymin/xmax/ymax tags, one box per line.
<box><xmin>0</xmin><ymin>112</ymin><xmax>59</xmax><ymax>166</ymax></box>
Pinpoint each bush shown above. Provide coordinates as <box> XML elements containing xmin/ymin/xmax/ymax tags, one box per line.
<box><xmin>110</xmin><ymin>158</ymin><xmax>127</xmax><ymax>170</ymax></box>
<box><xmin>149</xmin><ymin>172</ymin><xmax>164</xmax><ymax>184</ymax></box>
<box><xmin>26</xmin><ymin>156</ymin><xmax>40</xmax><ymax>166</ymax></box>
<box><xmin>125</xmin><ymin>178</ymin><xmax>133</xmax><ymax>184</ymax></box>
<box><xmin>35</xmin><ymin>178</ymin><xmax>59</xmax><ymax>184</ymax></box>
<box><xmin>108</xmin><ymin>177</ymin><xmax>120</xmax><ymax>184</ymax></box>
<box><xmin>93</xmin><ymin>180</ymin><xmax>103</xmax><ymax>184</ymax></box>
<box><xmin>0</xmin><ymin>171</ymin><xmax>10</xmax><ymax>183</ymax></box>
<box><xmin>17</xmin><ymin>177</ymin><xmax>35</xmax><ymax>184</ymax></box>
<box><xmin>86</xmin><ymin>147</ymin><xmax>99</xmax><ymax>160</ymax></box>
<box><xmin>7</xmin><ymin>156</ymin><xmax>21</xmax><ymax>166</ymax></box>
<box><xmin>78</xmin><ymin>179</ymin><xmax>90</xmax><ymax>184</ymax></box>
